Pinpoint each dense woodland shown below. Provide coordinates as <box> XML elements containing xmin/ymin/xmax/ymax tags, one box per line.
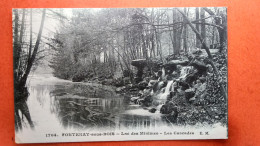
<box><xmin>13</xmin><ymin>8</ymin><xmax>227</xmax><ymax>130</ymax></box>
<box><xmin>48</xmin><ymin>8</ymin><xmax>227</xmax><ymax>82</ymax></box>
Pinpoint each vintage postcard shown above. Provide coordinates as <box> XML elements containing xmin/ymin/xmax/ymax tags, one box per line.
<box><xmin>13</xmin><ymin>7</ymin><xmax>228</xmax><ymax>143</ymax></box>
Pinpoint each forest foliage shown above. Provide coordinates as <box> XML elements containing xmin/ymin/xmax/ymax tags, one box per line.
<box><xmin>48</xmin><ymin>8</ymin><xmax>227</xmax><ymax>83</ymax></box>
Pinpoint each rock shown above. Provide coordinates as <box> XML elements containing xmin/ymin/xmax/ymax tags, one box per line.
<box><xmin>129</xmin><ymin>87</ymin><xmax>138</xmax><ymax>92</ymax></box>
<box><xmin>167</xmin><ymin>60</ymin><xmax>189</xmax><ymax>66</ymax></box>
<box><xmin>125</xmin><ymin>84</ymin><xmax>133</xmax><ymax>88</ymax></box>
<box><xmin>114</xmin><ymin>78</ymin><xmax>124</xmax><ymax>87</ymax></box>
<box><xmin>130</xmin><ymin>96</ymin><xmax>140</xmax><ymax>104</ymax></box>
<box><xmin>190</xmin><ymin>60</ymin><xmax>207</xmax><ymax>74</ymax></box>
<box><xmin>166</xmin><ymin>74</ymin><xmax>174</xmax><ymax>80</ymax></box>
<box><xmin>185</xmin><ymin>71</ymin><xmax>200</xmax><ymax>84</ymax></box>
<box><xmin>153</xmin><ymin>81</ymin><xmax>167</xmax><ymax>92</ymax></box>
<box><xmin>115</xmin><ymin>86</ymin><xmax>126</xmax><ymax>93</ymax></box>
<box><xmin>160</xmin><ymin>87</ymin><xmax>165</xmax><ymax>93</ymax></box>
<box><xmin>142</xmin><ymin>95</ymin><xmax>153</xmax><ymax>107</ymax></box>
<box><xmin>160</xmin><ymin>104</ymin><xmax>168</xmax><ymax>114</ymax></box>
<box><xmin>142</xmin><ymin>107</ymin><xmax>148</xmax><ymax>110</ymax></box>
<box><xmin>149</xmin><ymin>108</ymin><xmax>157</xmax><ymax>113</ymax></box>
<box><xmin>150</xmin><ymin>61</ymin><xmax>163</xmax><ymax>72</ymax></box>
<box><xmin>199</xmin><ymin>77</ymin><xmax>206</xmax><ymax>83</ymax></box>
<box><xmin>148</xmin><ymin>80</ymin><xmax>157</xmax><ymax>87</ymax></box>
<box><xmin>137</xmin><ymin>99</ymin><xmax>144</xmax><ymax>105</ymax></box>
<box><xmin>143</xmin><ymin>88</ymin><xmax>151</xmax><ymax>96</ymax></box>
<box><xmin>192</xmin><ymin>49</ymin><xmax>203</xmax><ymax>56</ymax></box>
<box><xmin>134</xmin><ymin>76</ymin><xmax>143</xmax><ymax>83</ymax></box>
<box><xmin>143</xmin><ymin>77</ymin><xmax>150</xmax><ymax>82</ymax></box>
<box><xmin>138</xmin><ymin>90</ymin><xmax>144</xmax><ymax>96</ymax></box>
<box><xmin>157</xmin><ymin>70</ymin><xmax>163</xmax><ymax>79</ymax></box>
<box><xmin>131</xmin><ymin>59</ymin><xmax>147</xmax><ymax>68</ymax></box>
<box><xmin>166</xmin><ymin>110</ymin><xmax>179</xmax><ymax>123</ymax></box>
<box><xmin>138</xmin><ymin>81</ymin><xmax>148</xmax><ymax>90</ymax></box>
<box><xmin>179</xmin><ymin>81</ymin><xmax>190</xmax><ymax>90</ymax></box>
<box><xmin>166</xmin><ymin>54</ymin><xmax>178</xmax><ymax>61</ymax></box>
<box><xmin>189</xmin><ymin>97</ymin><xmax>196</xmax><ymax>101</ymax></box>
<box><xmin>131</xmin><ymin>59</ymin><xmax>147</xmax><ymax>83</ymax></box>
<box><xmin>185</xmin><ymin>88</ymin><xmax>195</xmax><ymax>93</ymax></box>
<box><xmin>185</xmin><ymin>88</ymin><xmax>195</xmax><ymax>100</ymax></box>
<box><xmin>152</xmin><ymin>100</ymin><xmax>160</xmax><ymax>106</ymax></box>
<box><xmin>132</xmin><ymin>59</ymin><xmax>162</xmax><ymax>78</ymax></box>
<box><xmin>160</xmin><ymin>101</ymin><xmax>177</xmax><ymax>114</ymax></box>
<box><xmin>164</xmin><ymin>62</ymin><xmax>178</xmax><ymax>73</ymax></box>
<box><xmin>171</xmin><ymin>71</ymin><xmax>178</xmax><ymax>78</ymax></box>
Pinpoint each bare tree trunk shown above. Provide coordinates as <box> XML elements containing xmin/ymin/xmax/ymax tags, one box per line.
<box><xmin>13</xmin><ymin>9</ymin><xmax>19</xmax><ymax>83</ymax></box>
<box><xmin>17</xmin><ymin>9</ymin><xmax>26</xmax><ymax>75</ymax></box>
<box><xmin>28</xmin><ymin>9</ymin><xmax>33</xmax><ymax>65</ymax></box>
<box><xmin>14</xmin><ymin>9</ymin><xmax>26</xmax><ymax>83</ymax></box>
<box><xmin>151</xmin><ymin>32</ymin><xmax>156</xmax><ymax>57</ymax></box>
<box><xmin>200</xmin><ymin>8</ymin><xmax>206</xmax><ymax>47</ymax></box>
<box><xmin>173</xmin><ymin>8</ymin><xmax>177</xmax><ymax>54</ymax></box>
<box><xmin>141</xmin><ymin>33</ymin><xmax>147</xmax><ymax>58</ymax></box>
<box><xmin>195</xmin><ymin>8</ymin><xmax>200</xmax><ymax>48</ymax></box>
<box><xmin>19</xmin><ymin>9</ymin><xmax>46</xmax><ymax>88</ymax></box>
<box><xmin>211</xmin><ymin>27</ymin><xmax>215</xmax><ymax>47</ymax></box>
<box><xmin>203</xmin><ymin>7</ymin><xmax>227</xmax><ymax>52</ymax></box>
<box><xmin>151</xmin><ymin>9</ymin><xmax>156</xmax><ymax>57</ymax></box>
<box><xmin>176</xmin><ymin>15</ymin><xmax>183</xmax><ymax>55</ymax></box>
<box><xmin>183</xmin><ymin>8</ymin><xmax>188</xmax><ymax>53</ymax></box>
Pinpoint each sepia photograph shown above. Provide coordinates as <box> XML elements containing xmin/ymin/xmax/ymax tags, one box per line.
<box><xmin>13</xmin><ymin>7</ymin><xmax>228</xmax><ymax>143</ymax></box>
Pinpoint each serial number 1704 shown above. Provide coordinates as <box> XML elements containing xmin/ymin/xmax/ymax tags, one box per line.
<box><xmin>46</xmin><ymin>133</ymin><xmax>58</xmax><ymax>137</ymax></box>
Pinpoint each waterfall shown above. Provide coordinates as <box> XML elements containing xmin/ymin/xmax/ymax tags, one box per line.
<box><xmin>159</xmin><ymin>80</ymin><xmax>173</xmax><ymax>100</ymax></box>
<box><xmin>179</xmin><ymin>66</ymin><xmax>193</xmax><ymax>79</ymax></box>
<box><xmin>171</xmin><ymin>81</ymin><xmax>176</xmax><ymax>92</ymax></box>
<box><xmin>161</xmin><ymin>67</ymin><xmax>165</xmax><ymax>79</ymax></box>
<box><xmin>165</xmin><ymin>80</ymin><xmax>173</xmax><ymax>94</ymax></box>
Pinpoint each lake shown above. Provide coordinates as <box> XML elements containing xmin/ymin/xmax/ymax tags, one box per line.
<box><xmin>24</xmin><ymin>74</ymin><xmax>168</xmax><ymax>132</ymax></box>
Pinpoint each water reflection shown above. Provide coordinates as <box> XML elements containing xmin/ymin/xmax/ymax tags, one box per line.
<box><xmin>27</xmin><ymin>74</ymin><xmax>167</xmax><ymax>131</ymax></box>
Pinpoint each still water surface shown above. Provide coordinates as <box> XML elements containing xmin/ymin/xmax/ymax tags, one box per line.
<box><xmin>25</xmin><ymin>74</ymin><xmax>168</xmax><ymax>131</ymax></box>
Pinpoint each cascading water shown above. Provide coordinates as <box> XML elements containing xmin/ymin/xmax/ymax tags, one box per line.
<box><xmin>179</xmin><ymin>66</ymin><xmax>193</xmax><ymax>80</ymax></box>
<box><xmin>159</xmin><ymin>80</ymin><xmax>173</xmax><ymax>100</ymax></box>
<box><xmin>165</xmin><ymin>80</ymin><xmax>173</xmax><ymax>94</ymax></box>
<box><xmin>155</xmin><ymin>66</ymin><xmax>193</xmax><ymax>105</ymax></box>
<box><xmin>157</xmin><ymin>66</ymin><xmax>192</xmax><ymax>100</ymax></box>
<box><xmin>161</xmin><ymin>67</ymin><xmax>165</xmax><ymax>80</ymax></box>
